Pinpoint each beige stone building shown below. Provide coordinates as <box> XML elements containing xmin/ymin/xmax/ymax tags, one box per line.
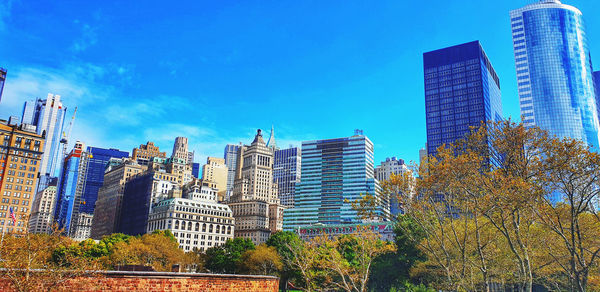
<box><xmin>28</xmin><ymin>185</ymin><xmax>57</xmax><ymax>234</ymax></box>
<box><xmin>0</xmin><ymin>120</ymin><xmax>44</xmax><ymax>234</ymax></box>
<box><xmin>228</xmin><ymin>129</ymin><xmax>282</xmax><ymax>244</ymax></box>
<box><xmin>202</xmin><ymin>157</ymin><xmax>228</xmax><ymax>202</ymax></box>
<box><xmin>171</xmin><ymin>137</ymin><xmax>189</xmax><ymax>162</ymax></box>
<box><xmin>90</xmin><ymin>158</ymin><xmax>147</xmax><ymax>239</ymax></box>
<box><xmin>132</xmin><ymin>141</ymin><xmax>166</xmax><ymax>166</ymax></box>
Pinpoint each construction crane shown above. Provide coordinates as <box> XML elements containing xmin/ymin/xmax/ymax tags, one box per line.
<box><xmin>60</xmin><ymin>107</ymin><xmax>77</xmax><ymax>159</ymax></box>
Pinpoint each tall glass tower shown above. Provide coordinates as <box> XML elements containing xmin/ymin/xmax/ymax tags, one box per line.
<box><xmin>511</xmin><ymin>0</ymin><xmax>599</xmax><ymax>148</ymax></box>
<box><xmin>283</xmin><ymin>132</ymin><xmax>389</xmax><ymax>231</ymax></box>
<box><xmin>423</xmin><ymin>41</ymin><xmax>503</xmax><ymax>157</ymax></box>
<box><xmin>0</xmin><ymin>68</ymin><xmax>6</xmax><ymax>103</ymax></box>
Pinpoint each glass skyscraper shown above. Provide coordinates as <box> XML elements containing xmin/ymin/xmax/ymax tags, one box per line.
<box><xmin>224</xmin><ymin>144</ymin><xmax>241</xmax><ymax>201</ymax></box>
<box><xmin>595</xmin><ymin>71</ymin><xmax>600</xmax><ymax>119</ymax></box>
<box><xmin>273</xmin><ymin>147</ymin><xmax>301</xmax><ymax>207</ymax></box>
<box><xmin>424</xmin><ymin>41</ymin><xmax>503</xmax><ymax>157</ymax></box>
<box><xmin>511</xmin><ymin>0</ymin><xmax>599</xmax><ymax>148</ymax></box>
<box><xmin>283</xmin><ymin>132</ymin><xmax>389</xmax><ymax>231</ymax></box>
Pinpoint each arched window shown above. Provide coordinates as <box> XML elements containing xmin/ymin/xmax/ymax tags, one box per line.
<box><xmin>174</xmin><ymin>220</ymin><xmax>179</xmax><ymax>229</ymax></box>
<box><xmin>187</xmin><ymin>221</ymin><xmax>192</xmax><ymax>231</ymax></box>
<box><xmin>195</xmin><ymin>222</ymin><xmax>199</xmax><ymax>231</ymax></box>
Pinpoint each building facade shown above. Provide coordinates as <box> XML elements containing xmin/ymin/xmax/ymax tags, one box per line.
<box><xmin>594</xmin><ymin>71</ymin><xmax>600</xmax><ymax>119</ymax></box>
<box><xmin>201</xmin><ymin>157</ymin><xmax>228</xmax><ymax>202</ymax></box>
<box><xmin>171</xmin><ymin>137</ymin><xmax>189</xmax><ymax>162</ymax></box>
<box><xmin>423</xmin><ymin>41</ymin><xmax>503</xmax><ymax>157</ymax></box>
<box><xmin>228</xmin><ymin>130</ymin><xmax>282</xmax><ymax>244</ymax></box>
<box><xmin>273</xmin><ymin>147</ymin><xmax>301</xmax><ymax>207</ymax></box>
<box><xmin>147</xmin><ymin>179</ymin><xmax>234</xmax><ymax>252</ymax></box>
<box><xmin>283</xmin><ymin>132</ymin><xmax>389</xmax><ymax>231</ymax></box>
<box><xmin>54</xmin><ymin>142</ymin><xmax>85</xmax><ymax>235</ymax></box>
<box><xmin>0</xmin><ymin>120</ymin><xmax>44</xmax><ymax>234</ymax></box>
<box><xmin>224</xmin><ymin>144</ymin><xmax>242</xmax><ymax>202</ymax></box>
<box><xmin>132</xmin><ymin>141</ymin><xmax>166</xmax><ymax>166</ymax></box>
<box><xmin>28</xmin><ymin>185</ymin><xmax>57</xmax><ymax>234</ymax></box>
<box><xmin>119</xmin><ymin>170</ymin><xmax>180</xmax><ymax>236</ymax></box>
<box><xmin>511</xmin><ymin>1</ymin><xmax>599</xmax><ymax>148</ymax></box>
<box><xmin>21</xmin><ymin>94</ymin><xmax>67</xmax><ymax>190</ymax></box>
<box><xmin>297</xmin><ymin>222</ymin><xmax>395</xmax><ymax>242</ymax></box>
<box><xmin>374</xmin><ymin>157</ymin><xmax>410</xmax><ymax>216</ymax></box>
<box><xmin>90</xmin><ymin>158</ymin><xmax>146</xmax><ymax>239</ymax></box>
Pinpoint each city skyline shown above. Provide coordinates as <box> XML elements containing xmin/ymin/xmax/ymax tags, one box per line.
<box><xmin>1</xmin><ymin>1</ymin><xmax>600</xmax><ymax>164</ymax></box>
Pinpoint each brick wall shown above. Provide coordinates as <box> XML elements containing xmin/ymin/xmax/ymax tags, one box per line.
<box><xmin>0</xmin><ymin>271</ymin><xmax>279</xmax><ymax>291</ymax></box>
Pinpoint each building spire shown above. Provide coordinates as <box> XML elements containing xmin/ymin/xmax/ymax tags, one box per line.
<box><xmin>267</xmin><ymin>125</ymin><xmax>277</xmax><ymax>150</ymax></box>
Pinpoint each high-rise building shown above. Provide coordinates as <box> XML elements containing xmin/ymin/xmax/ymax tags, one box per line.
<box><xmin>90</xmin><ymin>158</ymin><xmax>146</xmax><ymax>239</ymax></box>
<box><xmin>511</xmin><ymin>1</ymin><xmax>599</xmax><ymax>147</ymax></box>
<box><xmin>21</xmin><ymin>94</ymin><xmax>67</xmax><ymax>190</ymax></box>
<box><xmin>132</xmin><ymin>141</ymin><xmax>166</xmax><ymax>166</ymax></box>
<box><xmin>0</xmin><ymin>120</ymin><xmax>44</xmax><ymax>234</ymax></box>
<box><xmin>283</xmin><ymin>132</ymin><xmax>389</xmax><ymax>231</ymax></box>
<box><xmin>147</xmin><ymin>179</ymin><xmax>234</xmax><ymax>252</ymax></box>
<box><xmin>28</xmin><ymin>184</ymin><xmax>57</xmax><ymax>234</ymax></box>
<box><xmin>419</xmin><ymin>144</ymin><xmax>428</xmax><ymax>166</ymax></box>
<box><xmin>187</xmin><ymin>151</ymin><xmax>195</xmax><ymax>165</ymax></box>
<box><xmin>224</xmin><ymin>144</ymin><xmax>242</xmax><ymax>201</ymax></box>
<box><xmin>54</xmin><ymin>142</ymin><xmax>85</xmax><ymax>235</ymax></box>
<box><xmin>201</xmin><ymin>157</ymin><xmax>228</xmax><ymax>202</ymax></box>
<box><xmin>119</xmin><ymin>171</ymin><xmax>180</xmax><ymax>236</ymax></box>
<box><xmin>273</xmin><ymin>147</ymin><xmax>301</xmax><ymax>207</ymax></box>
<box><xmin>53</xmin><ymin>143</ymin><xmax>129</xmax><ymax>240</ymax></box>
<box><xmin>171</xmin><ymin>137</ymin><xmax>189</xmax><ymax>162</ymax></box>
<box><xmin>594</xmin><ymin>71</ymin><xmax>600</xmax><ymax>119</ymax></box>
<box><xmin>192</xmin><ymin>162</ymin><xmax>200</xmax><ymax>178</ymax></box>
<box><xmin>228</xmin><ymin>129</ymin><xmax>283</xmax><ymax>244</ymax></box>
<box><xmin>374</xmin><ymin>157</ymin><xmax>410</xmax><ymax>216</ymax></box>
<box><xmin>424</xmin><ymin>41</ymin><xmax>503</xmax><ymax>157</ymax></box>
<box><xmin>0</xmin><ymin>68</ymin><xmax>6</xmax><ymax>103</ymax></box>
<box><xmin>266</xmin><ymin>126</ymin><xmax>278</xmax><ymax>151</ymax></box>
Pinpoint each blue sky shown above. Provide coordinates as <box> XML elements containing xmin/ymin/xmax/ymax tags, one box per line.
<box><xmin>1</xmin><ymin>0</ymin><xmax>599</xmax><ymax>164</ymax></box>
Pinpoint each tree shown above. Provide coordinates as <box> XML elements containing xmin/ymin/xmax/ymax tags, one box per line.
<box><xmin>534</xmin><ymin>138</ymin><xmax>600</xmax><ymax>292</ymax></box>
<box><xmin>0</xmin><ymin>226</ymin><xmax>99</xmax><ymax>292</ymax></box>
<box><xmin>240</xmin><ymin>244</ymin><xmax>283</xmax><ymax>275</ymax></box>
<box><xmin>204</xmin><ymin>237</ymin><xmax>255</xmax><ymax>274</ymax></box>
<box><xmin>317</xmin><ymin>227</ymin><xmax>395</xmax><ymax>292</ymax></box>
<box><xmin>267</xmin><ymin>231</ymin><xmax>304</xmax><ymax>289</ymax></box>
<box><xmin>108</xmin><ymin>231</ymin><xmax>188</xmax><ymax>271</ymax></box>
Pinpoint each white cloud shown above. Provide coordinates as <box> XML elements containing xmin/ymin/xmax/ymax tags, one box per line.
<box><xmin>70</xmin><ymin>23</ymin><xmax>98</xmax><ymax>53</ymax></box>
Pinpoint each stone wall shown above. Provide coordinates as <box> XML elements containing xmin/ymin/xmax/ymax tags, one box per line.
<box><xmin>0</xmin><ymin>271</ymin><xmax>279</xmax><ymax>291</ymax></box>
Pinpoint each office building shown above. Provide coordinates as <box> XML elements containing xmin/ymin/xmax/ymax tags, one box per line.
<box><xmin>0</xmin><ymin>120</ymin><xmax>44</xmax><ymax>234</ymax></box>
<box><xmin>224</xmin><ymin>144</ymin><xmax>242</xmax><ymax>201</ymax></box>
<box><xmin>90</xmin><ymin>158</ymin><xmax>146</xmax><ymax>239</ymax></box>
<box><xmin>187</xmin><ymin>151</ymin><xmax>195</xmax><ymax>165</ymax></box>
<box><xmin>119</xmin><ymin>171</ymin><xmax>180</xmax><ymax>236</ymax></box>
<box><xmin>424</xmin><ymin>41</ymin><xmax>503</xmax><ymax>157</ymax></box>
<box><xmin>28</xmin><ymin>184</ymin><xmax>57</xmax><ymax>234</ymax></box>
<box><xmin>21</xmin><ymin>94</ymin><xmax>67</xmax><ymax>190</ymax></box>
<box><xmin>228</xmin><ymin>129</ymin><xmax>283</xmax><ymax>244</ymax></box>
<box><xmin>594</xmin><ymin>71</ymin><xmax>600</xmax><ymax>119</ymax></box>
<box><xmin>147</xmin><ymin>179</ymin><xmax>234</xmax><ymax>252</ymax></box>
<box><xmin>132</xmin><ymin>141</ymin><xmax>166</xmax><ymax>166</ymax></box>
<box><xmin>201</xmin><ymin>157</ymin><xmax>228</xmax><ymax>202</ymax></box>
<box><xmin>374</xmin><ymin>157</ymin><xmax>410</xmax><ymax>216</ymax></box>
<box><xmin>192</xmin><ymin>162</ymin><xmax>200</xmax><ymax>178</ymax></box>
<box><xmin>297</xmin><ymin>222</ymin><xmax>395</xmax><ymax>242</ymax></box>
<box><xmin>171</xmin><ymin>137</ymin><xmax>189</xmax><ymax>162</ymax></box>
<box><xmin>54</xmin><ymin>142</ymin><xmax>85</xmax><ymax>235</ymax></box>
<box><xmin>0</xmin><ymin>68</ymin><xmax>6</xmax><ymax>103</ymax></box>
<box><xmin>419</xmin><ymin>144</ymin><xmax>428</xmax><ymax>166</ymax></box>
<box><xmin>283</xmin><ymin>131</ymin><xmax>389</xmax><ymax>231</ymax></box>
<box><xmin>511</xmin><ymin>1</ymin><xmax>599</xmax><ymax>147</ymax></box>
<box><xmin>273</xmin><ymin>147</ymin><xmax>301</xmax><ymax>207</ymax></box>
<box><xmin>266</xmin><ymin>126</ymin><xmax>278</xmax><ymax>151</ymax></box>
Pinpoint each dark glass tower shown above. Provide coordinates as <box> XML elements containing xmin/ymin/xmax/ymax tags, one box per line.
<box><xmin>423</xmin><ymin>41</ymin><xmax>503</xmax><ymax>156</ymax></box>
<box><xmin>595</xmin><ymin>71</ymin><xmax>600</xmax><ymax>120</ymax></box>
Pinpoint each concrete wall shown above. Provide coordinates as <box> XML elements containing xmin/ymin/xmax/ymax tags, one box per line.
<box><xmin>0</xmin><ymin>271</ymin><xmax>279</xmax><ymax>292</ymax></box>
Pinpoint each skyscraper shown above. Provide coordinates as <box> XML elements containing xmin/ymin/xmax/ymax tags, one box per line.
<box><xmin>374</xmin><ymin>157</ymin><xmax>410</xmax><ymax>216</ymax></box>
<box><xmin>54</xmin><ymin>142</ymin><xmax>86</xmax><ymax>234</ymax></box>
<box><xmin>54</xmin><ymin>143</ymin><xmax>128</xmax><ymax>240</ymax></box>
<box><xmin>171</xmin><ymin>137</ymin><xmax>189</xmax><ymax>162</ymax></box>
<box><xmin>0</xmin><ymin>68</ymin><xmax>6</xmax><ymax>103</ymax></box>
<box><xmin>132</xmin><ymin>141</ymin><xmax>166</xmax><ymax>166</ymax></box>
<box><xmin>0</xmin><ymin>120</ymin><xmax>45</xmax><ymax>234</ymax></box>
<box><xmin>28</xmin><ymin>184</ymin><xmax>57</xmax><ymax>234</ymax></box>
<box><xmin>594</xmin><ymin>71</ymin><xmax>600</xmax><ymax>119</ymax></box>
<box><xmin>273</xmin><ymin>147</ymin><xmax>301</xmax><ymax>207</ymax></box>
<box><xmin>21</xmin><ymin>95</ymin><xmax>67</xmax><ymax>178</ymax></box>
<box><xmin>283</xmin><ymin>131</ymin><xmax>389</xmax><ymax>231</ymax></box>
<box><xmin>228</xmin><ymin>129</ymin><xmax>283</xmax><ymax>244</ymax></box>
<box><xmin>511</xmin><ymin>1</ymin><xmax>599</xmax><ymax>147</ymax></box>
<box><xmin>424</xmin><ymin>41</ymin><xmax>503</xmax><ymax>157</ymax></box>
<box><xmin>201</xmin><ymin>157</ymin><xmax>228</xmax><ymax>202</ymax></box>
<box><xmin>224</xmin><ymin>144</ymin><xmax>242</xmax><ymax>201</ymax></box>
